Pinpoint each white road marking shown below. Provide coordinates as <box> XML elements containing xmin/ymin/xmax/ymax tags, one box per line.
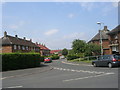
<box><xmin>6</xmin><ymin>86</ymin><xmax>23</xmax><ymax>88</ymax></box>
<box><xmin>63</xmin><ymin>72</ymin><xmax>115</xmax><ymax>82</ymax></box>
<box><xmin>53</xmin><ymin>67</ymin><xmax>105</xmax><ymax>74</ymax></box>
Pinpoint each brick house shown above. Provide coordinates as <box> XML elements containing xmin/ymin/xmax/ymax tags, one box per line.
<box><xmin>89</xmin><ymin>26</ymin><xmax>110</xmax><ymax>55</ymax></box>
<box><xmin>0</xmin><ymin>31</ymin><xmax>40</xmax><ymax>53</ymax></box>
<box><xmin>50</xmin><ymin>50</ymin><xmax>62</xmax><ymax>56</ymax></box>
<box><xmin>36</xmin><ymin>43</ymin><xmax>50</xmax><ymax>56</ymax></box>
<box><xmin>107</xmin><ymin>25</ymin><xmax>120</xmax><ymax>54</ymax></box>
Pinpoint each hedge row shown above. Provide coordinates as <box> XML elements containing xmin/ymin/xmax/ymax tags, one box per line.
<box><xmin>2</xmin><ymin>53</ymin><xmax>44</xmax><ymax>71</ymax></box>
<box><xmin>50</xmin><ymin>55</ymin><xmax>59</xmax><ymax>60</ymax></box>
<box><xmin>67</xmin><ymin>54</ymin><xmax>80</xmax><ymax>60</ymax></box>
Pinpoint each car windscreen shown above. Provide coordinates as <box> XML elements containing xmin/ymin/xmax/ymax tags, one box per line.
<box><xmin>114</xmin><ymin>55</ymin><xmax>120</xmax><ymax>60</ymax></box>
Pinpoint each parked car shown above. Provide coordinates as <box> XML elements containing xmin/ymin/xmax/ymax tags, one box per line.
<box><xmin>44</xmin><ymin>58</ymin><xmax>52</xmax><ymax>63</ymax></box>
<box><xmin>92</xmin><ymin>54</ymin><xmax>120</xmax><ymax>68</ymax></box>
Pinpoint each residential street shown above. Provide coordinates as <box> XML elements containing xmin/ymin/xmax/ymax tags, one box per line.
<box><xmin>2</xmin><ymin>59</ymin><xmax>119</xmax><ymax>88</ymax></box>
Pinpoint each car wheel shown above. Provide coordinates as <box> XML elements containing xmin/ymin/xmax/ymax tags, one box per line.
<box><xmin>108</xmin><ymin>63</ymin><xmax>112</xmax><ymax>68</ymax></box>
<box><xmin>93</xmin><ymin>63</ymin><xmax>97</xmax><ymax>67</ymax></box>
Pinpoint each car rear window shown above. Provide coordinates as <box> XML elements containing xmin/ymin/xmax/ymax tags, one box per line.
<box><xmin>114</xmin><ymin>55</ymin><xmax>120</xmax><ymax>59</ymax></box>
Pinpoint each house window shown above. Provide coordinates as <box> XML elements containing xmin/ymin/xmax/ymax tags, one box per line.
<box><xmin>22</xmin><ymin>46</ymin><xmax>25</xmax><ymax>50</ymax></box>
<box><xmin>115</xmin><ymin>35</ymin><xmax>118</xmax><ymax>39</ymax></box>
<box><xmin>14</xmin><ymin>45</ymin><xmax>17</xmax><ymax>50</ymax></box>
<box><xmin>18</xmin><ymin>45</ymin><xmax>21</xmax><ymax>49</ymax></box>
<box><xmin>26</xmin><ymin>46</ymin><xmax>28</xmax><ymax>50</ymax></box>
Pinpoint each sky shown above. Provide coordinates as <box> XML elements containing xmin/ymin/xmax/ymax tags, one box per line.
<box><xmin>2</xmin><ymin>2</ymin><xmax>118</xmax><ymax>50</ymax></box>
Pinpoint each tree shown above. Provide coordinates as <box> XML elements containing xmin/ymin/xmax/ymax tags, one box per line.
<box><xmin>85</xmin><ymin>43</ymin><xmax>101</xmax><ymax>56</ymax></box>
<box><xmin>62</xmin><ymin>48</ymin><xmax>68</xmax><ymax>56</ymax></box>
<box><xmin>72</xmin><ymin>39</ymin><xmax>86</xmax><ymax>54</ymax></box>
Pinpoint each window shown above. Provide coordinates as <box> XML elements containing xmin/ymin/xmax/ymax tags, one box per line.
<box><xmin>14</xmin><ymin>45</ymin><xmax>17</xmax><ymax>50</ymax></box>
<box><xmin>26</xmin><ymin>46</ymin><xmax>28</xmax><ymax>50</ymax></box>
<box><xmin>22</xmin><ymin>46</ymin><xmax>25</xmax><ymax>50</ymax></box>
<box><xmin>18</xmin><ymin>45</ymin><xmax>21</xmax><ymax>50</ymax></box>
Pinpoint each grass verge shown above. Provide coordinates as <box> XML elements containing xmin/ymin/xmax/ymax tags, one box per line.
<box><xmin>68</xmin><ymin>58</ymin><xmax>95</xmax><ymax>63</ymax></box>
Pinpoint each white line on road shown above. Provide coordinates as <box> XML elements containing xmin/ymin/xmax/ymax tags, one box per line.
<box><xmin>5</xmin><ymin>86</ymin><xmax>23</xmax><ymax>88</ymax></box>
<box><xmin>53</xmin><ymin>67</ymin><xmax>105</xmax><ymax>74</ymax></box>
<box><xmin>63</xmin><ymin>72</ymin><xmax>115</xmax><ymax>82</ymax></box>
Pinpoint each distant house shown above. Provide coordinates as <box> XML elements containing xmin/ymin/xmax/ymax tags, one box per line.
<box><xmin>107</xmin><ymin>25</ymin><xmax>120</xmax><ymax>54</ymax></box>
<box><xmin>0</xmin><ymin>31</ymin><xmax>40</xmax><ymax>53</ymax></box>
<box><xmin>89</xmin><ymin>26</ymin><xmax>110</xmax><ymax>55</ymax></box>
<box><xmin>50</xmin><ymin>50</ymin><xmax>62</xmax><ymax>56</ymax></box>
<box><xmin>36</xmin><ymin>43</ymin><xmax>50</xmax><ymax>56</ymax></box>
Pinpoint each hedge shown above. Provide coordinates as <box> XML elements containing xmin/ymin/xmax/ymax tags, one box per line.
<box><xmin>67</xmin><ymin>54</ymin><xmax>80</xmax><ymax>60</ymax></box>
<box><xmin>2</xmin><ymin>53</ymin><xmax>44</xmax><ymax>71</ymax></box>
<box><xmin>50</xmin><ymin>55</ymin><xmax>59</xmax><ymax>60</ymax></box>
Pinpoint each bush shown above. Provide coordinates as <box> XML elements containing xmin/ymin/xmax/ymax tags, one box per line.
<box><xmin>67</xmin><ymin>54</ymin><xmax>79</xmax><ymax>60</ymax></box>
<box><xmin>50</xmin><ymin>55</ymin><xmax>59</xmax><ymax>60</ymax></box>
<box><xmin>2</xmin><ymin>53</ymin><xmax>44</xmax><ymax>71</ymax></box>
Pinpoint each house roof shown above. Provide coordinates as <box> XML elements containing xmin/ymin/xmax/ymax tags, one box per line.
<box><xmin>50</xmin><ymin>50</ymin><xmax>62</xmax><ymax>54</ymax></box>
<box><xmin>107</xmin><ymin>25</ymin><xmax>120</xmax><ymax>35</ymax></box>
<box><xmin>89</xmin><ymin>26</ymin><xmax>109</xmax><ymax>42</ymax></box>
<box><xmin>37</xmin><ymin>44</ymin><xmax>50</xmax><ymax>50</ymax></box>
<box><xmin>1</xmin><ymin>35</ymin><xmax>39</xmax><ymax>48</ymax></box>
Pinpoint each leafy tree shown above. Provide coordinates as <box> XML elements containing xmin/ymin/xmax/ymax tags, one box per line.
<box><xmin>62</xmin><ymin>48</ymin><xmax>68</xmax><ymax>56</ymax></box>
<box><xmin>72</xmin><ymin>39</ymin><xmax>86</xmax><ymax>54</ymax></box>
<box><xmin>85</xmin><ymin>43</ymin><xmax>101</xmax><ymax>56</ymax></box>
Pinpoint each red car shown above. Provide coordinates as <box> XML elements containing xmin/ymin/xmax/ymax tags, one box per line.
<box><xmin>44</xmin><ymin>58</ymin><xmax>52</xmax><ymax>63</ymax></box>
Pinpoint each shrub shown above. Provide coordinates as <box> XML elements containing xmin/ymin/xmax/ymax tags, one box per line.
<box><xmin>2</xmin><ymin>53</ymin><xmax>44</xmax><ymax>71</ymax></box>
<box><xmin>67</xmin><ymin>54</ymin><xmax>79</xmax><ymax>60</ymax></box>
<box><xmin>50</xmin><ymin>55</ymin><xmax>59</xmax><ymax>60</ymax></box>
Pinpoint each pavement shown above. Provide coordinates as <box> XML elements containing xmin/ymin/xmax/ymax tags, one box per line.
<box><xmin>2</xmin><ymin>59</ymin><xmax>119</xmax><ymax>89</ymax></box>
<box><xmin>2</xmin><ymin>64</ymin><xmax>53</xmax><ymax>80</ymax></box>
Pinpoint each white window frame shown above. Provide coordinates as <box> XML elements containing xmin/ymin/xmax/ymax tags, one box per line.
<box><xmin>14</xmin><ymin>45</ymin><xmax>17</xmax><ymax>50</ymax></box>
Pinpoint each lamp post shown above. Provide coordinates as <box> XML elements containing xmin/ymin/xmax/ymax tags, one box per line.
<box><xmin>97</xmin><ymin>22</ymin><xmax>104</xmax><ymax>55</ymax></box>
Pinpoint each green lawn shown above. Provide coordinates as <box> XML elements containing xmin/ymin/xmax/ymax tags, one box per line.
<box><xmin>68</xmin><ymin>58</ymin><xmax>95</xmax><ymax>63</ymax></box>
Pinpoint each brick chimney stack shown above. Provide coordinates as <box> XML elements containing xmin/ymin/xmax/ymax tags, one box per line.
<box><xmin>15</xmin><ymin>35</ymin><xmax>18</xmax><ymax>38</ymax></box>
<box><xmin>104</xmin><ymin>26</ymin><xmax>107</xmax><ymax>31</ymax></box>
<box><xmin>4</xmin><ymin>31</ymin><xmax>7</xmax><ymax>37</ymax></box>
<box><xmin>23</xmin><ymin>37</ymin><xmax>26</xmax><ymax>40</ymax></box>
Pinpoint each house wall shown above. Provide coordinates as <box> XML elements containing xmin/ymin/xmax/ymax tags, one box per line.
<box><xmin>2</xmin><ymin>45</ymin><xmax>12</xmax><ymax>53</ymax></box>
<box><xmin>91</xmin><ymin>40</ymin><xmax>110</xmax><ymax>55</ymax></box>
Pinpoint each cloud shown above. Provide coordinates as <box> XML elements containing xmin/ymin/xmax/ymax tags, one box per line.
<box><xmin>68</xmin><ymin>13</ymin><xmax>75</xmax><ymax>18</ymax></box>
<box><xmin>63</xmin><ymin>32</ymin><xmax>87</xmax><ymax>40</ymax></box>
<box><xmin>80</xmin><ymin>2</ymin><xmax>95</xmax><ymax>11</ymax></box>
<box><xmin>44</xmin><ymin>29</ymin><xmax>59</xmax><ymax>36</ymax></box>
<box><xmin>8</xmin><ymin>21</ymin><xmax>26</xmax><ymax>29</ymax></box>
<box><xmin>9</xmin><ymin>25</ymin><xmax>19</xmax><ymax>29</ymax></box>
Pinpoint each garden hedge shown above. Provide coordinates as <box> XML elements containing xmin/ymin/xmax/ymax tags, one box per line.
<box><xmin>2</xmin><ymin>53</ymin><xmax>44</xmax><ymax>71</ymax></box>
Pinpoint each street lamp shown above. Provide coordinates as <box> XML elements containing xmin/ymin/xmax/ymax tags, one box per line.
<box><xmin>97</xmin><ymin>22</ymin><xmax>104</xmax><ymax>55</ymax></box>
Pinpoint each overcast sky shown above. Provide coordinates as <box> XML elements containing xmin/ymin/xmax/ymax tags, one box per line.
<box><xmin>2</xmin><ymin>2</ymin><xmax>118</xmax><ymax>49</ymax></box>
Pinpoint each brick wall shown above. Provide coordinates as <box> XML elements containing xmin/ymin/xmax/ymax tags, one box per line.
<box><xmin>91</xmin><ymin>40</ymin><xmax>110</xmax><ymax>55</ymax></box>
<box><xmin>2</xmin><ymin>46</ymin><xmax>12</xmax><ymax>53</ymax></box>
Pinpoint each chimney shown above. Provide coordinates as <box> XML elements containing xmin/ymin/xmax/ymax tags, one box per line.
<box><xmin>36</xmin><ymin>42</ymin><xmax>38</xmax><ymax>45</ymax></box>
<box><xmin>30</xmin><ymin>39</ymin><xmax>32</xmax><ymax>42</ymax></box>
<box><xmin>4</xmin><ymin>31</ymin><xmax>7</xmax><ymax>37</ymax></box>
<box><xmin>23</xmin><ymin>37</ymin><xmax>26</xmax><ymax>40</ymax></box>
<box><xmin>104</xmin><ymin>26</ymin><xmax>107</xmax><ymax>31</ymax></box>
<box><xmin>15</xmin><ymin>35</ymin><xmax>18</xmax><ymax>38</ymax></box>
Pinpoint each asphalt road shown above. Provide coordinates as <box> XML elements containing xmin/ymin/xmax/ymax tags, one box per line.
<box><xmin>2</xmin><ymin>59</ymin><xmax>119</xmax><ymax>88</ymax></box>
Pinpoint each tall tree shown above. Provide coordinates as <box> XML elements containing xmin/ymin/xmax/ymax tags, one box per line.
<box><xmin>72</xmin><ymin>39</ymin><xmax>86</xmax><ymax>54</ymax></box>
<box><xmin>62</xmin><ymin>48</ymin><xmax>68</xmax><ymax>56</ymax></box>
